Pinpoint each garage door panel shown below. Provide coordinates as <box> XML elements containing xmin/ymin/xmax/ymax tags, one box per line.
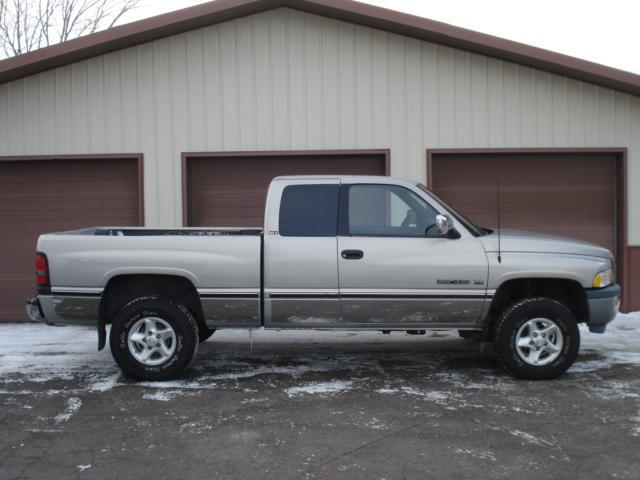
<box><xmin>188</xmin><ymin>153</ymin><xmax>386</xmax><ymax>227</ymax></box>
<box><xmin>431</xmin><ymin>153</ymin><xmax>616</xmax><ymax>252</ymax></box>
<box><xmin>0</xmin><ymin>158</ymin><xmax>140</xmax><ymax>322</ymax></box>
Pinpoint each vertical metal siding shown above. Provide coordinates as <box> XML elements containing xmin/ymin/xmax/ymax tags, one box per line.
<box><xmin>0</xmin><ymin>7</ymin><xmax>638</xmax><ymax>242</ymax></box>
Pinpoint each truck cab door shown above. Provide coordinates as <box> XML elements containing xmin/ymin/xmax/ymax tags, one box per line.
<box><xmin>263</xmin><ymin>179</ymin><xmax>341</xmax><ymax>327</ymax></box>
<box><xmin>337</xmin><ymin>182</ymin><xmax>489</xmax><ymax>328</ymax></box>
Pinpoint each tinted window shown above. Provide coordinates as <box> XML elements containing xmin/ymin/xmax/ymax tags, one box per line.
<box><xmin>279</xmin><ymin>184</ymin><xmax>339</xmax><ymax>236</ymax></box>
<box><xmin>347</xmin><ymin>184</ymin><xmax>440</xmax><ymax>237</ymax></box>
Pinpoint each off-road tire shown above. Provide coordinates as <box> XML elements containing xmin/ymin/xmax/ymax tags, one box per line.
<box><xmin>493</xmin><ymin>297</ymin><xmax>580</xmax><ymax>380</ymax></box>
<box><xmin>109</xmin><ymin>296</ymin><xmax>199</xmax><ymax>380</ymax></box>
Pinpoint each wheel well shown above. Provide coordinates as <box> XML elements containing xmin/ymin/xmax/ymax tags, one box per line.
<box><xmin>100</xmin><ymin>275</ymin><xmax>205</xmax><ymax>329</ymax></box>
<box><xmin>486</xmin><ymin>278</ymin><xmax>588</xmax><ymax>332</ymax></box>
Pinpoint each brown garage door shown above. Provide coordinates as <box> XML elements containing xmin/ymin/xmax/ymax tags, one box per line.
<box><xmin>0</xmin><ymin>157</ymin><xmax>141</xmax><ymax>322</ymax></box>
<box><xmin>430</xmin><ymin>152</ymin><xmax>617</xmax><ymax>252</ymax></box>
<box><xmin>186</xmin><ymin>152</ymin><xmax>387</xmax><ymax>226</ymax></box>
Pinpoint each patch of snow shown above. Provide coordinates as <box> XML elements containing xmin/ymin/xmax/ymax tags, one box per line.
<box><xmin>568</xmin><ymin>359</ymin><xmax>613</xmax><ymax>373</ymax></box>
<box><xmin>511</xmin><ymin>406</ymin><xmax>534</xmax><ymax>414</ymax></box>
<box><xmin>376</xmin><ymin>385</ymin><xmax>487</xmax><ymax>411</ymax></box>
<box><xmin>375</xmin><ymin>388</ymin><xmax>397</xmax><ymax>394</ymax></box>
<box><xmin>508</xmin><ymin>429</ymin><xmax>555</xmax><ymax>447</ymax></box>
<box><xmin>241</xmin><ymin>397</ymin><xmax>268</xmax><ymax>404</ymax></box>
<box><xmin>179</xmin><ymin>420</ymin><xmax>213</xmax><ymax>434</ymax></box>
<box><xmin>453</xmin><ymin>448</ymin><xmax>496</xmax><ymax>461</ymax></box>
<box><xmin>400</xmin><ymin>386</ymin><xmax>449</xmax><ymax>401</ymax></box>
<box><xmin>377</xmin><ymin>386</ymin><xmax>451</xmax><ymax>401</ymax></box>
<box><xmin>54</xmin><ymin>397</ymin><xmax>81</xmax><ymax>423</ymax></box>
<box><xmin>365</xmin><ymin>417</ymin><xmax>387</xmax><ymax>430</ymax></box>
<box><xmin>591</xmin><ymin>380</ymin><xmax>640</xmax><ymax>400</ymax></box>
<box><xmin>577</xmin><ymin>311</ymin><xmax>640</xmax><ymax>369</ymax></box>
<box><xmin>142</xmin><ymin>391</ymin><xmax>174</xmax><ymax>401</ymax></box>
<box><xmin>136</xmin><ymin>380</ymin><xmax>218</xmax><ymax>390</ymax></box>
<box><xmin>88</xmin><ymin>373</ymin><xmax>122</xmax><ymax>392</ymax></box>
<box><xmin>206</xmin><ymin>363</ymin><xmax>337</xmax><ymax>381</ymax></box>
<box><xmin>632</xmin><ymin>411</ymin><xmax>640</xmax><ymax>437</ymax></box>
<box><xmin>285</xmin><ymin>380</ymin><xmax>353</xmax><ymax>397</ymax></box>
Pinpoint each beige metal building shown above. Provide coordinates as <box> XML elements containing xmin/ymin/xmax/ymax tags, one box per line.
<box><xmin>1</xmin><ymin>0</ymin><xmax>639</xmax><ymax>321</ymax></box>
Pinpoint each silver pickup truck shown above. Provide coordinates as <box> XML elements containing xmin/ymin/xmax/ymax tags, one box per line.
<box><xmin>26</xmin><ymin>175</ymin><xmax>620</xmax><ymax>381</ymax></box>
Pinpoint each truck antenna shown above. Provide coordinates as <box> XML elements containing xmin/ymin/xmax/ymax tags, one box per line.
<box><xmin>497</xmin><ymin>174</ymin><xmax>502</xmax><ymax>264</ymax></box>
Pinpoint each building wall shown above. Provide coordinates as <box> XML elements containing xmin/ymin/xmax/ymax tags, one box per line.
<box><xmin>0</xmin><ymin>7</ymin><xmax>638</xmax><ymax>243</ymax></box>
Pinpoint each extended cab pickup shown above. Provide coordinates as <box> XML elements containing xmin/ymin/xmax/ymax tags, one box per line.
<box><xmin>26</xmin><ymin>176</ymin><xmax>620</xmax><ymax>380</ymax></box>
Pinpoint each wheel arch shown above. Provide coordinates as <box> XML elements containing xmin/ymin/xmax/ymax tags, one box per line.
<box><xmin>486</xmin><ymin>277</ymin><xmax>588</xmax><ymax>333</ymax></box>
<box><xmin>99</xmin><ymin>274</ymin><xmax>206</xmax><ymax>342</ymax></box>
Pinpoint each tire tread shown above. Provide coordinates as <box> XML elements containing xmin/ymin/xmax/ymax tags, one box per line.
<box><xmin>493</xmin><ymin>296</ymin><xmax>578</xmax><ymax>379</ymax></box>
<box><xmin>110</xmin><ymin>295</ymin><xmax>199</xmax><ymax>380</ymax></box>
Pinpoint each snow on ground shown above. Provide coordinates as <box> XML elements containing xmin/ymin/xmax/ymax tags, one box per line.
<box><xmin>2</xmin><ymin>313</ymin><xmax>638</xmax><ymax>477</ymax></box>
<box><xmin>0</xmin><ymin>312</ymin><xmax>638</xmax><ymax>393</ymax></box>
<box><xmin>142</xmin><ymin>391</ymin><xmax>175</xmax><ymax>402</ymax></box>
<box><xmin>1</xmin><ymin>312</ymin><xmax>639</xmax><ymax>438</ymax></box>
<box><xmin>577</xmin><ymin>311</ymin><xmax>640</xmax><ymax>368</ymax></box>
<box><xmin>285</xmin><ymin>380</ymin><xmax>353</xmax><ymax>397</ymax></box>
<box><xmin>53</xmin><ymin>397</ymin><xmax>82</xmax><ymax>423</ymax></box>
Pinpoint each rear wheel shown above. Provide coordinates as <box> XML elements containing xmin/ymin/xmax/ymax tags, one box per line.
<box><xmin>109</xmin><ymin>296</ymin><xmax>199</xmax><ymax>380</ymax></box>
<box><xmin>493</xmin><ymin>297</ymin><xmax>579</xmax><ymax>380</ymax></box>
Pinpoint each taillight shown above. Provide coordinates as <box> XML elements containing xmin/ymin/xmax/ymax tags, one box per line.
<box><xmin>35</xmin><ymin>253</ymin><xmax>50</xmax><ymax>286</ymax></box>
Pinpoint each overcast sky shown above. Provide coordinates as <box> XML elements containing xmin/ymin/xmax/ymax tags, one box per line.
<box><xmin>124</xmin><ymin>0</ymin><xmax>640</xmax><ymax>75</ymax></box>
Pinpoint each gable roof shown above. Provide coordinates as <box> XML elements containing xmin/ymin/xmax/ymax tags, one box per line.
<box><xmin>0</xmin><ymin>0</ymin><xmax>638</xmax><ymax>96</ymax></box>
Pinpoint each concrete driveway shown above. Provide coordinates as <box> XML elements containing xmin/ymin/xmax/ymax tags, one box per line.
<box><xmin>1</xmin><ymin>314</ymin><xmax>639</xmax><ymax>480</ymax></box>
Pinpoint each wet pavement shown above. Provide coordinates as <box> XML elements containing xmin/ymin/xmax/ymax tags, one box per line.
<box><xmin>1</xmin><ymin>318</ymin><xmax>639</xmax><ymax>480</ymax></box>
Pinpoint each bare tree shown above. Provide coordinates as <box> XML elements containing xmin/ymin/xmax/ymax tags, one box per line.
<box><xmin>0</xmin><ymin>0</ymin><xmax>139</xmax><ymax>58</ymax></box>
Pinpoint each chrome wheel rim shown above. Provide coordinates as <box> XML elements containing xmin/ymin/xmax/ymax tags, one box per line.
<box><xmin>127</xmin><ymin>317</ymin><xmax>176</xmax><ymax>366</ymax></box>
<box><xmin>515</xmin><ymin>317</ymin><xmax>563</xmax><ymax>366</ymax></box>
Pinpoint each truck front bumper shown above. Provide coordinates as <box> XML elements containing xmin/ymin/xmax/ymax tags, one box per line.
<box><xmin>585</xmin><ymin>284</ymin><xmax>620</xmax><ymax>333</ymax></box>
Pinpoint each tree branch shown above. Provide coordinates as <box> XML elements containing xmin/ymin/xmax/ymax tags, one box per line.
<box><xmin>0</xmin><ymin>0</ymin><xmax>139</xmax><ymax>57</ymax></box>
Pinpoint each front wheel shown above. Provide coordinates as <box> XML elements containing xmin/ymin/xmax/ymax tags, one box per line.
<box><xmin>493</xmin><ymin>297</ymin><xmax>580</xmax><ymax>380</ymax></box>
<box><xmin>109</xmin><ymin>296</ymin><xmax>199</xmax><ymax>381</ymax></box>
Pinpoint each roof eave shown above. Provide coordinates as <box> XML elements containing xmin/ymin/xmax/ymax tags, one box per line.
<box><xmin>294</xmin><ymin>0</ymin><xmax>640</xmax><ymax>96</ymax></box>
<box><xmin>0</xmin><ymin>0</ymin><xmax>638</xmax><ymax>96</ymax></box>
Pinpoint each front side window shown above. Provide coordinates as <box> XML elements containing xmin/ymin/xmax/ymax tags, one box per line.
<box><xmin>347</xmin><ymin>184</ymin><xmax>440</xmax><ymax>237</ymax></box>
<box><xmin>279</xmin><ymin>184</ymin><xmax>339</xmax><ymax>236</ymax></box>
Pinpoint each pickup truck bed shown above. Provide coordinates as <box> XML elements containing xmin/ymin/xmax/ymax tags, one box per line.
<box><xmin>35</xmin><ymin>227</ymin><xmax>262</xmax><ymax>328</ymax></box>
<box><xmin>68</xmin><ymin>227</ymin><xmax>261</xmax><ymax>236</ymax></box>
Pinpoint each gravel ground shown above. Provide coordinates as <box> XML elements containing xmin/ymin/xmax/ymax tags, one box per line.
<box><xmin>1</xmin><ymin>313</ymin><xmax>639</xmax><ymax>479</ymax></box>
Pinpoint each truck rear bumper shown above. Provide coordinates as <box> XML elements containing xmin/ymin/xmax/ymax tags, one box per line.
<box><xmin>26</xmin><ymin>296</ymin><xmax>47</xmax><ymax>323</ymax></box>
<box><xmin>585</xmin><ymin>284</ymin><xmax>620</xmax><ymax>333</ymax></box>
<box><xmin>26</xmin><ymin>294</ymin><xmax>100</xmax><ymax>327</ymax></box>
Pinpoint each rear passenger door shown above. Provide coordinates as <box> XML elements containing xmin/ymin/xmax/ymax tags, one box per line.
<box><xmin>263</xmin><ymin>179</ymin><xmax>341</xmax><ymax>327</ymax></box>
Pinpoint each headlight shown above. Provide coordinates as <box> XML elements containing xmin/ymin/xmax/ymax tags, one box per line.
<box><xmin>592</xmin><ymin>268</ymin><xmax>613</xmax><ymax>288</ymax></box>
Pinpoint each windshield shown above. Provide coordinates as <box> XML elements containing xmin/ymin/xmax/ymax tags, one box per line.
<box><xmin>417</xmin><ymin>184</ymin><xmax>487</xmax><ymax>237</ymax></box>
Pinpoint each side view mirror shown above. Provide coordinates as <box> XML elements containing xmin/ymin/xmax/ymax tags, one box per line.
<box><xmin>436</xmin><ymin>214</ymin><xmax>454</xmax><ymax>234</ymax></box>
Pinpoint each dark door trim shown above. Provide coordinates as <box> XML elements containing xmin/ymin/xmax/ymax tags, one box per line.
<box><xmin>0</xmin><ymin>153</ymin><xmax>145</xmax><ymax>225</ymax></box>
<box><xmin>181</xmin><ymin>149</ymin><xmax>391</xmax><ymax>227</ymax></box>
<box><xmin>426</xmin><ymin>147</ymin><xmax>629</xmax><ymax>311</ymax></box>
